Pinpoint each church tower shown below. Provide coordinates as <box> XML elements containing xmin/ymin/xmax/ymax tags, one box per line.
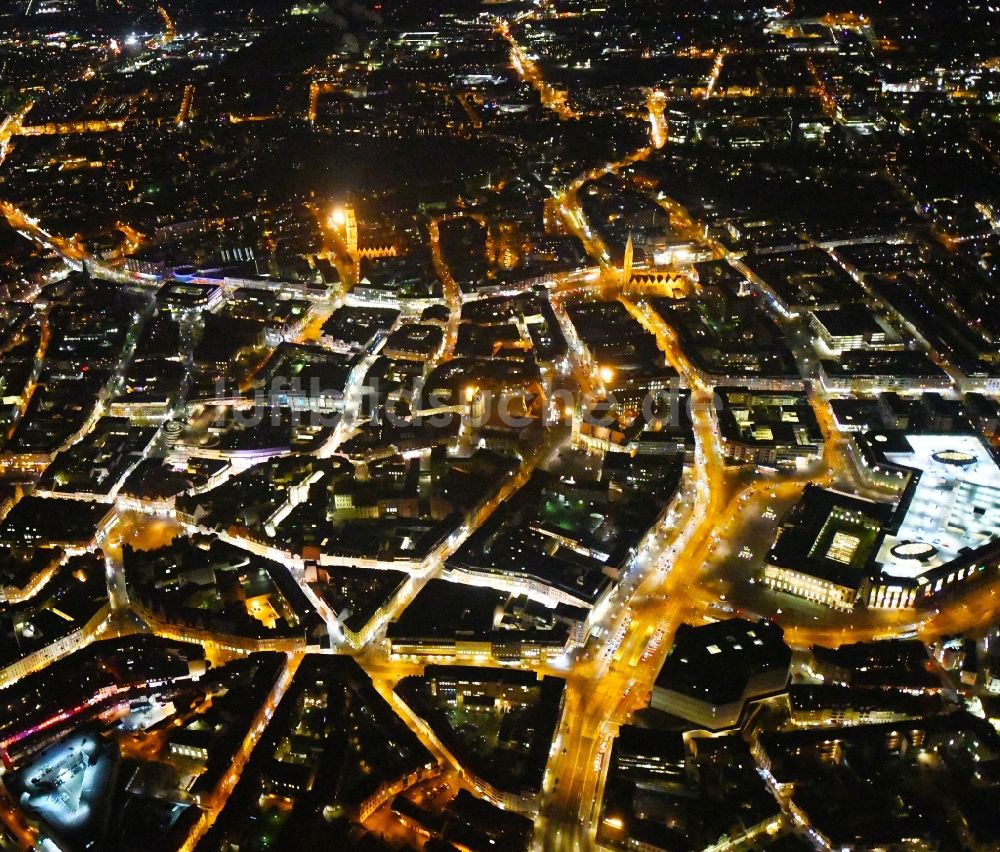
<box><xmin>622</xmin><ymin>232</ymin><xmax>634</xmax><ymax>290</ymax></box>
<box><xmin>343</xmin><ymin>205</ymin><xmax>358</xmax><ymax>258</ymax></box>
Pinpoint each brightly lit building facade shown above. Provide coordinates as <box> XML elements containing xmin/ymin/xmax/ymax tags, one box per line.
<box><xmin>763</xmin><ymin>485</ymin><xmax>891</xmax><ymax>610</ymax></box>
<box><xmin>856</xmin><ymin>431</ymin><xmax>1000</xmax><ymax>608</ymax></box>
<box><xmin>765</xmin><ymin>429</ymin><xmax>1000</xmax><ymax>611</ymax></box>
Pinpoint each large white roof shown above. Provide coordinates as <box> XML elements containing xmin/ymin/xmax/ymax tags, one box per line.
<box><xmin>879</xmin><ymin>433</ymin><xmax>1000</xmax><ymax>579</ymax></box>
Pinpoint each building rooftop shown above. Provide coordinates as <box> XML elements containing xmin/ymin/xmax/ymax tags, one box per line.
<box><xmin>876</xmin><ymin>432</ymin><xmax>1000</xmax><ymax>579</ymax></box>
<box><xmin>654</xmin><ymin>617</ymin><xmax>790</xmax><ymax>707</ymax></box>
<box><xmin>766</xmin><ymin>485</ymin><xmax>893</xmax><ymax>588</ymax></box>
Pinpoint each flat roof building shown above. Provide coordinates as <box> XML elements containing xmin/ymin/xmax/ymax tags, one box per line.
<box><xmin>853</xmin><ymin>430</ymin><xmax>1000</xmax><ymax>608</ymax></box>
<box><xmin>763</xmin><ymin>485</ymin><xmax>893</xmax><ymax>610</ymax></box>
<box><xmin>651</xmin><ymin>618</ymin><xmax>791</xmax><ymax>730</ymax></box>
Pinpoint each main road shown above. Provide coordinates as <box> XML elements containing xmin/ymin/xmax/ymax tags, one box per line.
<box><xmin>536</xmin><ymin>286</ymin><xmax>737</xmax><ymax>847</ymax></box>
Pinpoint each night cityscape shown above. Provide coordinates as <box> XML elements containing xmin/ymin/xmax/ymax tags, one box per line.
<box><xmin>0</xmin><ymin>0</ymin><xmax>999</xmax><ymax>849</ymax></box>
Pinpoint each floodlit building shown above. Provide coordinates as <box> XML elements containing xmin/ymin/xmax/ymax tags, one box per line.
<box><xmin>714</xmin><ymin>386</ymin><xmax>824</xmax><ymax>469</ymax></box>
<box><xmin>857</xmin><ymin>431</ymin><xmax>1000</xmax><ymax>608</ymax></box>
<box><xmin>769</xmin><ymin>431</ymin><xmax>1000</xmax><ymax>610</ymax></box>
<box><xmin>809</xmin><ymin>302</ymin><xmax>897</xmax><ymax>353</ymax></box>
<box><xmin>763</xmin><ymin>485</ymin><xmax>893</xmax><ymax>610</ymax></box>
